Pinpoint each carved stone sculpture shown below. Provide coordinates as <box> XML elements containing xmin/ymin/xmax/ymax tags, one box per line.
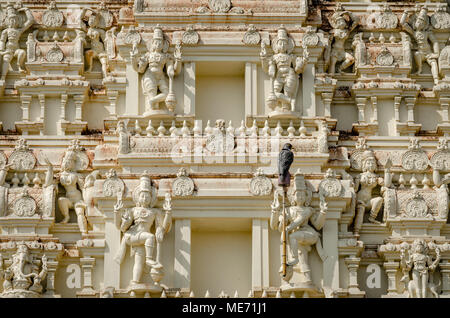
<box><xmin>249</xmin><ymin>168</ymin><xmax>272</xmax><ymax>196</ymax></box>
<box><xmin>260</xmin><ymin>27</ymin><xmax>309</xmax><ymax>115</ymax></box>
<box><xmin>8</xmin><ymin>138</ymin><xmax>36</xmax><ymax>171</ymax></box>
<box><xmin>48</xmin><ymin>140</ymin><xmax>95</xmax><ymax>234</ymax></box>
<box><xmin>0</xmin><ymin>2</ymin><xmax>34</xmax><ymax>81</ymax></box>
<box><xmin>400</xmin><ymin>6</ymin><xmax>440</xmax><ymax>85</ymax></box>
<box><xmin>325</xmin><ymin>3</ymin><xmax>359</xmax><ymax>74</ymax></box>
<box><xmin>270</xmin><ymin>174</ymin><xmax>328</xmax><ymax>288</ymax></box>
<box><xmin>117</xmin><ymin>120</ymin><xmax>130</xmax><ymax>154</ymax></box>
<box><xmin>42</xmin><ymin>1</ymin><xmax>64</xmax><ymax>28</ymax></box>
<box><xmin>114</xmin><ymin>174</ymin><xmax>172</xmax><ymax>288</ymax></box>
<box><xmin>81</xmin><ymin>1</ymin><xmax>115</xmax><ymax>79</ymax></box>
<box><xmin>352</xmin><ymin>32</ymin><xmax>366</xmax><ymax>68</ymax></box>
<box><xmin>352</xmin><ymin>148</ymin><xmax>384</xmax><ymax>235</ymax></box>
<box><xmin>400</xmin><ymin>239</ymin><xmax>441</xmax><ymax>298</ymax></box>
<box><xmin>172</xmin><ymin>167</ymin><xmax>194</xmax><ymax>196</ymax></box>
<box><xmin>0</xmin><ymin>244</ymin><xmax>48</xmax><ymax>298</ymax></box>
<box><xmin>131</xmin><ymin>27</ymin><xmax>182</xmax><ymax>117</ymax></box>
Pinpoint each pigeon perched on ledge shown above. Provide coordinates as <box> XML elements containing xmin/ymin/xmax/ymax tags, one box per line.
<box><xmin>278</xmin><ymin>143</ymin><xmax>294</xmax><ymax>187</ymax></box>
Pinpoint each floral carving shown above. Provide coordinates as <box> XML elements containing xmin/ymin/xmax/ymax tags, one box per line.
<box><xmin>350</xmin><ymin>137</ymin><xmax>369</xmax><ymax>170</ymax></box>
<box><xmin>242</xmin><ymin>25</ymin><xmax>260</xmax><ymax>45</ymax></box>
<box><xmin>46</xmin><ymin>42</ymin><xmax>64</xmax><ymax>62</ymax></box>
<box><xmin>103</xmin><ymin>169</ymin><xmax>125</xmax><ymax>198</ymax></box>
<box><xmin>42</xmin><ymin>1</ymin><xmax>64</xmax><ymax>28</ymax></box>
<box><xmin>182</xmin><ymin>26</ymin><xmax>199</xmax><ymax>45</ymax></box>
<box><xmin>249</xmin><ymin>168</ymin><xmax>272</xmax><ymax>196</ymax></box>
<box><xmin>367</xmin><ymin>4</ymin><xmax>398</xmax><ymax>29</ymax></box>
<box><xmin>8</xmin><ymin>138</ymin><xmax>36</xmax><ymax>171</ymax></box>
<box><xmin>12</xmin><ymin>188</ymin><xmax>37</xmax><ymax>217</ymax></box>
<box><xmin>302</xmin><ymin>26</ymin><xmax>319</xmax><ymax>47</ymax></box>
<box><xmin>376</xmin><ymin>47</ymin><xmax>394</xmax><ymax>66</ymax></box>
<box><xmin>319</xmin><ymin>169</ymin><xmax>342</xmax><ymax>198</ymax></box>
<box><xmin>431</xmin><ymin>4</ymin><xmax>450</xmax><ymax>30</ymax></box>
<box><xmin>404</xmin><ymin>191</ymin><xmax>431</xmax><ymax>218</ymax></box>
<box><xmin>172</xmin><ymin>167</ymin><xmax>195</xmax><ymax>196</ymax></box>
<box><xmin>209</xmin><ymin>0</ymin><xmax>231</xmax><ymax>13</ymax></box>
<box><xmin>402</xmin><ymin>138</ymin><xmax>429</xmax><ymax>172</ymax></box>
<box><xmin>430</xmin><ymin>138</ymin><xmax>450</xmax><ymax>171</ymax></box>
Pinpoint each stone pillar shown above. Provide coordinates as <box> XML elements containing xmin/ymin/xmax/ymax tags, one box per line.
<box><xmin>103</xmin><ymin>210</ymin><xmax>121</xmax><ymax>289</ymax></box>
<box><xmin>245</xmin><ymin>62</ymin><xmax>258</xmax><ymax>116</ymax></box>
<box><xmin>107</xmin><ymin>90</ymin><xmax>119</xmax><ymax>118</ymax></box>
<box><xmin>384</xmin><ymin>261</ymin><xmax>399</xmax><ymax>295</ymax></box>
<box><xmin>174</xmin><ymin>219</ymin><xmax>191</xmax><ymax>289</ymax></box>
<box><xmin>356</xmin><ymin>97</ymin><xmax>367</xmax><ymax>123</ymax></box>
<box><xmin>405</xmin><ymin>97</ymin><xmax>416</xmax><ymax>124</ymax></box>
<box><xmin>39</xmin><ymin>94</ymin><xmax>45</xmax><ymax>121</ymax></box>
<box><xmin>345</xmin><ymin>256</ymin><xmax>362</xmax><ymax>293</ymax></box>
<box><xmin>302</xmin><ymin>63</ymin><xmax>316</xmax><ymax>117</ymax></box>
<box><xmin>74</xmin><ymin>95</ymin><xmax>84</xmax><ymax>122</ymax></box>
<box><xmin>60</xmin><ymin>94</ymin><xmax>67</xmax><ymax>121</ymax></box>
<box><xmin>371</xmin><ymin>96</ymin><xmax>378</xmax><ymax>124</ymax></box>
<box><xmin>80</xmin><ymin>257</ymin><xmax>96</xmax><ymax>293</ymax></box>
<box><xmin>125</xmin><ymin>62</ymin><xmax>140</xmax><ymax>115</ymax></box>
<box><xmin>394</xmin><ymin>96</ymin><xmax>402</xmax><ymax>124</ymax></box>
<box><xmin>252</xmin><ymin>219</ymin><xmax>269</xmax><ymax>289</ymax></box>
<box><xmin>45</xmin><ymin>259</ymin><xmax>59</xmax><ymax>296</ymax></box>
<box><xmin>322</xmin><ymin>92</ymin><xmax>333</xmax><ymax>118</ymax></box>
<box><xmin>323</xmin><ymin>213</ymin><xmax>340</xmax><ymax>295</ymax></box>
<box><xmin>20</xmin><ymin>94</ymin><xmax>32</xmax><ymax>122</ymax></box>
<box><xmin>440</xmin><ymin>97</ymin><xmax>450</xmax><ymax>124</ymax></box>
<box><xmin>184</xmin><ymin>62</ymin><xmax>196</xmax><ymax>116</ymax></box>
<box><xmin>440</xmin><ymin>260</ymin><xmax>450</xmax><ymax>295</ymax></box>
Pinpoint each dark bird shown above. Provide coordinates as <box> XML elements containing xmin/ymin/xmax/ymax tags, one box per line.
<box><xmin>278</xmin><ymin>143</ymin><xmax>294</xmax><ymax>187</ymax></box>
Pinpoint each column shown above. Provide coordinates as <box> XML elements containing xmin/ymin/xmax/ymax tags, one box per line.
<box><xmin>356</xmin><ymin>97</ymin><xmax>367</xmax><ymax>123</ymax></box>
<box><xmin>174</xmin><ymin>219</ymin><xmax>191</xmax><ymax>288</ymax></box>
<box><xmin>45</xmin><ymin>259</ymin><xmax>59</xmax><ymax>296</ymax></box>
<box><xmin>38</xmin><ymin>94</ymin><xmax>45</xmax><ymax>121</ymax></box>
<box><xmin>440</xmin><ymin>97</ymin><xmax>450</xmax><ymax>124</ymax></box>
<box><xmin>73</xmin><ymin>95</ymin><xmax>84</xmax><ymax>122</ymax></box>
<box><xmin>302</xmin><ymin>63</ymin><xmax>316</xmax><ymax>117</ymax></box>
<box><xmin>405</xmin><ymin>97</ymin><xmax>416</xmax><ymax>124</ymax></box>
<box><xmin>107</xmin><ymin>90</ymin><xmax>119</xmax><ymax>118</ymax></box>
<box><xmin>125</xmin><ymin>62</ymin><xmax>140</xmax><ymax>115</ymax></box>
<box><xmin>80</xmin><ymin>257</ymin><xmax>96</xmax><ymax>293</ymax></box>
<box><xmin>60</xmin><ymin>94</ymin><xmax>68</xmax><ymax>121</ymax></box>
<box><xmin>322</xmin><ymin>92</ymin><xmax>333</xmax><ymax>118</ymax></box>
<box><xmin>184</xmin><ymin>62</ymin><xmax>196</xmax><ymax>116</ymax></box>
<box><xmin>323</xmin><ymin>215</ymin><xmax>339</xmax><ymax>295</ymax></box>
<box><xmin>371</xmin><ymin>96</ymin><xmax>378</xmax><ymax>124</ymax></box>
<box><xmin>20</xmin><ymin>95</ymin><xmax>32</xmax><ymax>122</ymax></box>
<box><xmin>440</xmin><ymin>260</ymin><xmax>450</xmax><ymax>295</ymax></box>
<box><xmin>103</xmin><ymin>210</ymin><xmax>121</xmax><ymax>289</ymax></box>
<box><xmin>394</xmin><ymin>96</ymin><xmax>402</xmax><ymax>124</ymax></box>
<box><xmin>252</xmin><ymin>219</ymin><xmax>269</xmax><ymax>289</ymax></box>
<box><xmin>245</xmin><ymin>62</ymin><xmax>258</xmax><ymax>116</ymax></box>
<box><xmin>345</xmin><ymin>256</ymin><xmax>362</xmax><ymax>293</ymax></box>
<box><xmin>384</xmin><ymin>261</ymin><xmax>399</xmax><ymax>295</ymax></box>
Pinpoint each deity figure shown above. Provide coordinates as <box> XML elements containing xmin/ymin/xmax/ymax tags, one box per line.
<box><xmin>131</xmin><ymin>27</ymin><xmax>182</xmax><ymax>117</ymax></box>
<box><xmin>400</xmin><ymin>6</ymin><xmax>440</xmax><ymax>85</ymax></box>
<box><xmin>0</xmin><ymin>244</ymin><xmax>48</xmax><ymax>297</ymax></box>
<box><xmin>270</xmin><ymin>174</ymin><xmax>328</xmax><ymax>285</ymax></box>
<box><xmin>45</xmin><ymin>140</ymin><xmax>97</xmax><ymax>234</ymax></box>
<box><xmin>114</xmin><ymin>174</ymin><xmax>172</xmax><ymax>286</ymax></box>
<box><xmin>325</xmin><ymin>4</ymin><xmax>359</xmax><ymax>74</ymax></box>
<box><xmin>0</xmin><ymin>2</ymin><xmax>34</xmax><ymax>81</ymax></box>
<box><xmin>260</xmin><ymin>27</ymin><xmax>309</xmax><ymax>114</ymax></box>
<box><xmin>352</xmin><ymin>32</ymin><xmax>366</xmax><ymax>69</ymax></box>
<box><xmin>353</xmin><ymin>149</ymin><xmax>384</xmax><ymax>235</ymax></box>
<box><xmin>400</xmin><ymin>239</ymin><xmax>441</xmax><ymax>298</ymax></box>
<box><xmin>80</xmin><ymin>1</ymin><xmax>115</xmax><ymax>78</ymax></box>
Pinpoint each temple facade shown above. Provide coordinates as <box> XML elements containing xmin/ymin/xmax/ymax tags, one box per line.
<box><xmin>0</xmin><ymin>0</ymin><xmax>448</xmax><ymax>298</ymax></box>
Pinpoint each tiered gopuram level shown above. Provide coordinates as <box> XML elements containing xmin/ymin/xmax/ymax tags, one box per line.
<box><xmin>0</xmin><ymin>0</ymin><xmax>449</xmax><ymax>298</ymax></box>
